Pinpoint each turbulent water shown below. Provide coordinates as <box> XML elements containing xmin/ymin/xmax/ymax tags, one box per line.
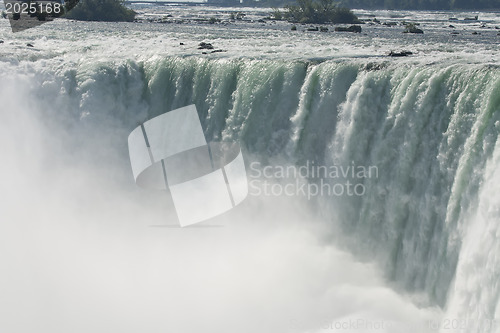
<box><xmin>0</xmin><ymin>5</ymin><xmax>500</xmax><ymax>333</ymax></box>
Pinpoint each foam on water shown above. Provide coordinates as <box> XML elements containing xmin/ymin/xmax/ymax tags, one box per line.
<box><xmin>0</xmin><ymin>7</ymin><xmax>499</xmax><ymax>62</ymax></box>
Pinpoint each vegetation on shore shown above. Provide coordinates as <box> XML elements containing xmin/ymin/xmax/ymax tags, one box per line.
<box><xmin>339</xmin><ymin>0</ymin><xmax>499</xmax><ymax>9</ymax></box>
<box><xmin>273</xmin><ymin>0</ymin><xmax>360</xmax><ymax>24</ymax></box>
<box><xmin>64</xmin><ymin>0</ymin><xmax>136</xmax><ymax>22</ymax></box>
<box><xmin>258</xmin><ymin>0</ymin><xmax>498</xmax><ymax>9</ymax></box>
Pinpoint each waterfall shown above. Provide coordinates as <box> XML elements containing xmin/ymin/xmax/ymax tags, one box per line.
<box><xmin>1</xmin><ymin>56</ymin><xmax>499</xmax><ymax>331</ymax></box>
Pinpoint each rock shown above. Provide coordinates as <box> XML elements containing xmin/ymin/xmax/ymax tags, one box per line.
<box><xmin>364</xmin><ymin>62</ymin><xmax>386</xmax><ymax>71</ymax></box>
<box><xmin>26</xmin><ymin>43</ymin><xmax>34</xmax><ymax>47</ymax></box>
<box><xmin>449</xmin><ymin>25</ymin><xmax>455</xmax><ymax>28</ymax></box>
<box><xmin>291</xmin><ymin>25</ymin><xmax>297</xmax><ymax>31</ymax></box>
<box><xmin>208</xmin><ymin>17</ymin><xmax>219</xmax><ymax>24</ymax></box>
<box><xmin>350</xmin><ymin>25</ymin><xmax>362</xmax><ymax>32</ymax></box>
<box><xmin>388</xmin><ymin>50</ymin><xmax>413</xmax><ymax>57</ymax></box>
<box><xmin>404</xmin><ymin>24</ymin><xmax>423</xmax><ymax>34</ymax></box>
<box><xmin>472</xmin><ymin>31</ymin><xmax>480</xmax><ymax>35</ymax></box>
<box><xmin>0</xmin><ymin>40</ymin><xmax>4</xmax><ymax>44</ymax></box>
<box><xmin>335</xmin><ymin>25</ymin><xmax>362</xmax><ymax>33</ymax></box>
<box><xmin>405</xmin><ymin>27</ymin><xmax>423</xmax><ymax>33</ymax></box>
<box><xmin>449</xmin><ymin>17</ymin><xmax>458</xmax><ymax>21</ymax></box>
<box><xmin>307</xmin><ymin>26</ymin><xmax>319</xmax><ymax>31</ymax></box>
<box><xmin>180</xmin><ymin>42</ymin><xmax>185</xmax><ymax>45</ymax></box>
<box><xmin>464</xmin><ymin>16</ymin><xmax>478</xmax><ymax>21</ymax></box>
<box><xmin>320</xmin><ymin>26</ymin><xmax>328</xmax><ymax>32</ymax></box>
<box><xmin>198</xmin><ymin>42</ymin><xmax>214</xmax><ymax>50</ymax></box>
<box><xmin>202</xmin><ymin>49</ymin><xmax>226</xmax><ymax>55</ymax></box>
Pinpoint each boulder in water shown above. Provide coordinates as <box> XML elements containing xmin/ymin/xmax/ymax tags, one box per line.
<box><xmin>335</xmin><ymin>25</ymin><xmax>362</xmax><ymax>33</ymax></box>
<box><xmin>464</xmin><ymin>16</ymin><xmax>478</xmax><ymax>21</ymax></box>
<box><xmin>198</xmin><ymin>42</ymin><xmax>214</xmax><ymax>50</ymax></box>
<box><xmin>404</xmin><ymin>23</ymin><xmax>423</xmax><ymax>34</ymax></box>
<box><xmin>388</xmin><ymin>50</ymin><xmax>413</xmax><ymax>57</ymax></box>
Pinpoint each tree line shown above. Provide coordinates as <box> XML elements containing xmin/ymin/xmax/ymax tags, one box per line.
<box><xmin>277</xmin><ymin>0</ymin><xmax>360</xmax><ymax>23</ymax></box>
<box><xmin>340</xmin><ymin>0</ymin><xmax>499</xmax><ymax>10</ymax></box>
<box><xmin>258</xmin><ymin>0</ymin><xmax>500</xmax><ymax>9</ymax></box>
<box><xmin>64</xmin><ymin>0</ymin><xmax>136</xmax><ymax>21</ymax></box>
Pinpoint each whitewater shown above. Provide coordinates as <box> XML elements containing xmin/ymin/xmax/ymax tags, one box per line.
<box><xmin>0</xmin><ymin>5</ymin><xmax>499</xmax><ymax>333</ymax></box>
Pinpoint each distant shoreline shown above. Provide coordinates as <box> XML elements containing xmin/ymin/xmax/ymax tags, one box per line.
<box><xmin>123</xmin><ymin>2</ymin><xmax>500</xmax><ymax>12</ymax></box>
